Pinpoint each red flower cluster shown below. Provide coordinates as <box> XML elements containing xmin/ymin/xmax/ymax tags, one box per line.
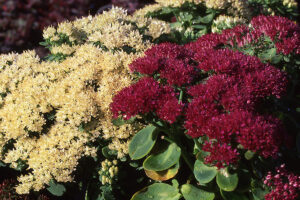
<box><xmin>202</xmin><ymin>142</ymin><xmax>239</xmax><ymax>169</ymax></box>
<box><xmin>129</xmin><ymin>43</ymin><xmax>195</xmax><ymax>86</ymax></box>
<box><xmin>111</xmin><ymin>18</ymin><xmax>290</xmax><ymax>167</ymax></box>
<box><xmin>189</xmin><ymin>15</ymin><xmax>300</xmax><ymax>56</ymax></box>
<box><xmin>264</xmin><ymin>164</ymin><xmax>300</xmax><ymax>200</ymax></box>
<box><xmin>251</xmin><ymin>16</ymin><xmax>300</xmax><ymax>55</ymax></box>
<box><xmin>185</xmin><ymin>47</ymin><xmax>286</xmax><ymax>162</ymax></box>
<box><xmin>110</xmin><ymin>77</ymin><xmax>183</xmax><ymax>123</ymax></box>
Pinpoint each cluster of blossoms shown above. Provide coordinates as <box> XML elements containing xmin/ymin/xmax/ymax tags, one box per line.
<box><xmin>0</xmin><ymin>7</ymin><xmax>170</xmax><ymax>194</ymax></box>
<box><xmin>0</xmin><ymin>48</ymin><xmax>100</xmax><ymax>194</ymax></box>
<box><xmin>282</xmin><ymin>0</ymin><xmax>298</xmax><ymax>8</ymax></box>
<box><xmin>111</xmin><ymin>26</ymin><xmax>288</xmax><ymax>168</ymax></box>
<box><xmin>42</xmin><ymin>7</ymin><xmax>170</xmax><ymax>56</ymax></box>
<box><xmin>111</xmin><ymin>43</ymin><xmax>195</xmax><ymax>124</ymax></box>
<box><xmin>202</xmin><ymin>142</ymin><xmax>239</xmax><ymax>168</ymax></box>
<box><xmin>191</xmin><ymin>15</ymin><xmax>300</xmax><ymax>56</ymax></box>
<box><xmin>185</xmin><ymin>46</ymin><xmax>286</xmax><ymax>167</ymax></box>
<box><xmin>264</xmin><ymin>164</ymin><xmax>300</xmax><ymax>200</ymax></box>
<box><xmin>42</xmin><ymin>7</ymin><xmax>170</xmax><ymax>158</ymax></box>
<box><xmin>211</xmin><ymin>15</ymin><xmax>246</xmax><ymax>33</ymax></box>
<box><xmin>99</xmin><ymin>159</ymin><xmax>119</xmax><ymax>185</ymax></box>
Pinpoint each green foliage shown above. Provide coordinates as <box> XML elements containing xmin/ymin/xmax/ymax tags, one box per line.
<box><xmin>244</xmin><ymin>150</ymin><xmax>255</xmax><ymax>160</ymax></box>
<box><xmin>102</xmin><ymin>146</ymin><xmax>117</xmax><ymax>159</ymax></box>
<box><xmin>131</xmin><ymin>183</ymin><xmax>181</xmax><ymax>200</ymax></box>
<box><xmin>193</xmin><ymin>160</ymin><xmax>218</xmax><ymax>184</ymax></box>
<box><xmin>146</xmin><ymin>2</ymin><xmax>217</xmax><ymax>44</ymax></box>
<box><xmin>112</xmin><ymin>117</ymin><xmax>136</xmax><ymax>127</ymax></box>
<box><xmin>0</xmin><ymin>161</ymin><xmax>5</xmax><ymax>167</ymax></box>
<box><xmin>216</xmin><ymin>169</ymin><xmax>239</xmax><ymax>192</ymax></box>
<box><xmin>129</xmin><ymin>125</ymin><xmax>159</xmax><ymax>160</ymax></box>
<box><xmin>47</xmin><ymin>180</ymin><xmax>66</xmax><ymax>197</ymax></box>
<box><xmin>98</xmin><ymin>185</ymin><xmax>116</xmax><ymax>200</ymax></box>
<box><xmin>143</xmin><ymin>142</ymin><xmax>181</xmax><ymax>171</ymax></box>
<box><xmin>44</xmin><ymin>53</ymin><xmax>70</xmax><ymax>62</ymax></box>
<box><xmin>181</xmin><ymin>184</ymin><xmax>215</xmax><ymax>200</ymax></box>
<box><xmin>144</xmin><ymin>162</ymin><xmax>180</xmax><ymax>181</ymax></box>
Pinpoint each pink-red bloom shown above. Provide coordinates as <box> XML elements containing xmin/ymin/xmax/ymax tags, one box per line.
<box><xmin>189</xmin><ymin>15</ymin><xmax>300</xmax><ymax>55</ymax></box>
<box><xmin>130</xmin><ymin>43</ymin><xmax>196</xmax><ymax>87</ymax></box>
<box><xmin>111</xmin><ymin>19</ymin><xmax>290</xmax><ymax>167</ymax></box>
<box><xmin>111</xmin><ymin>77</ymin><xmax>162</xmax><ymax>120</ymax></box>
<box><xmin>202</xmin><ymin>141</ymin><xmax>239</xmax><ymax>169</ymax></box>
<box><xmin>264</xmin><ymin>164</ymin><xmax>300</xmax><ymax>200</ymax></box>
<box><xmin>110</xmin><ymin>77</ymin><xmax>183</xmax><ymax>123</ymax></box>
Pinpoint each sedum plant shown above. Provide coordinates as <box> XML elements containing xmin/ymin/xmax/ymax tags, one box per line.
<box><xmin>0</xmin><ymin>7</ymin><xmax>170</xmax><ymax>198</ymax></box>
<box><xmin>111</xmin><ymin>15</ymin><xmax>300</xmax><ymax>200</ymax></box>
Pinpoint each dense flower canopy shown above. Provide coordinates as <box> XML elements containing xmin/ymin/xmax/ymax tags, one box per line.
<box><xmin>112</xmin><ymin>31</ymin><xmax>288</xmax><ymax>168</ymax></box>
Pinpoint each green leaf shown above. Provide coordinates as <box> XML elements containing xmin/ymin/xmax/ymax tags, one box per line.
<box><xmin>47</xmin><ymin>180</ymin><xmax>66</xmax><ymax>196</ymax></box>
<box><xmin>242</xmin><ymin>48</ymin><xmax>255</xmax><ymax>56</ymax></box>
<box><xmin>130</xmin><ymin>161</ymin><xmax>139</xmax><ymax>168</ymax></box>
<box><xmin>112</xmin><ymin>117</ymin><xmax>126</xmax><ymax>126</ymax></box>
<box><xmin>179</xmin><ymin>12</ymin><xmax>193</xmax><ymax>22</ymax></box>
<box><xmin>216</xmin><ymin>169</ymin><xmax>239</xmax><ymax>192</ymax></box>
<box><xmin>191</xmin><ymin>25</ymin><xmax>207</xmax><ymax>30</ymax></box>
<box><xmin>131</xmin><ymin>183</ymin><xmax>181</xmax><ymax>200</ymax></box>
<box><xmin>39</xmin><ymin>41</ymin><xmax>49</xmax><ymax>46</ymax></box>
<box><xmin>271</xmin><ymin>54</ymin><xmax>283</xmax><ymax>64</ymax></box>
<box><xmin>160</xmin><ymin>7</ymin><xmax>175</xmax><ymax>15</ymax></box>
<box><xmin>145</xmin><ymin>162</ymin><xmax>180</xmax><ymax>181</ymax></box>
<box><xmin>172</xmin><ymin>179</ymin><xmax>179</xmax><ymax>189</ymax></box>
<box><xmin>181</xmin><ymin>184</ymin><xmax>215</xmax><ymax>200</ymax></box>
<box><xmin>143</xmin><ymin>142</ymin><xmax>181</xmax><ymax>171</ymax></box>
<box><xmin>244</xmin><ymin>150</ymin><xmax>255</xmax><ymax>160</ymax></box>
<box><xmin>194</xmin><ymin>160</ymin><xmax>217</xmax><ymax>184</ymax></box>
<box><xmin>199</xmin><ymin>12</ymin><xmax>215</xmax><ymax>24</ymax></box>
<box><xmin>15</xmin><ymin>159</ymin><xmax>27</xmax><ymax>171</ymax></box>
<box><xmin>102</xmin><ymin>146</ymin><xmax>115</xmax><ymax>159</ymax></box>
<box><xmin>259</xmin><ymin>48</ymin><xmax>277</xmax><ymax>61</ymax></box>
<box><xmin>129</xmin><ymin>126</ymin><xmax>158</xmax><ymax>160</ymax></box>
<box><xmin>220</xmin><ymin>190</ymin><xmax>248</xmax><ymax>200</ymax></box>
<box><xmin>0</xmin><ymin>161</ymin><xmax>5</xmax><ymax>167</ymax></box>
<box><xmin>170</xmin><ymin>22</ymin><xmax>183</xmax><ymax>29</ymax></box>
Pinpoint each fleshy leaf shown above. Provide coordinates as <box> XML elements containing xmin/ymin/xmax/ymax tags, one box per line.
<box><xmin>47</xmin><ymin>180</ymin><xmax>66</xmax><ymax>197</ymax></box>
<box><xmin>194</xmin><ymin>160</ymin><xmax>217</xmax><ymax>184</ymax></box>
<box><xmin>143</xmin><ymin>142</ymin><xmax>181</xmax><ymax>171</ymax></box>
<box><xmin>145</xmin><ymin>162</ymin><xmax>180</xmax><ymax>181</ymax></box>
<box><xmin>181</xmin><ymin>184</ymin><xmax>215</xmax><ymax>200</ymax></box>
<box><xmin>129</xmin><ymin>126</ymin><xmax>158</xmax><ymax>160</ymax></box>
<box><xmin>131</xmin><ymin>183</ymin><xmax>181</xmax><ymax>200</ymax></box>
<box><xmin>216</xmin><ymin>169</ymin><xmax>239</xmax><ymax>192</ymax></box>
